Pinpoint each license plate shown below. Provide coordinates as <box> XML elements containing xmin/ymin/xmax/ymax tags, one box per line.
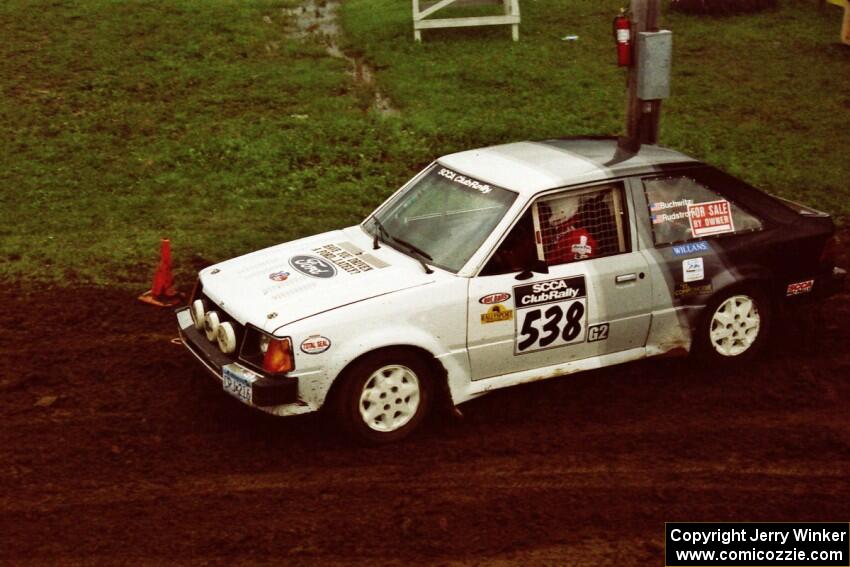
<box><xmin>222</xmin><ymin>364</ymin><xmax>256</xmax><ymax>404</ymax></box>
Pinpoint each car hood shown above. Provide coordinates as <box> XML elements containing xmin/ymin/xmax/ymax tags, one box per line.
<box><xmin>198</xmin><ymin>226</ymin><xmax>436</xmax><ymax>332</ymax></box>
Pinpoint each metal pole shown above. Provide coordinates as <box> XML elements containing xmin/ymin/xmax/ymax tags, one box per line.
<box><xmin>622</xmin><ymin>0</ymin><xmax>662</xmax><ymax>151</ymax></box>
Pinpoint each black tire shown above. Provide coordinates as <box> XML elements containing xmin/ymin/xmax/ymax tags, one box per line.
<box><xmin>694</xmin><ymin>285</ymin><xmax>772</xmax><ymax>365</ymax></box>
<box><xmin>332</xmin><ymin>349</ymin><xmax>433</xmax><ymax>444</ymax></box>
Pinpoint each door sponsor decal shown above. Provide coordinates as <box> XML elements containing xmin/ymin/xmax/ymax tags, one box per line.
<box><xmin>674</xmin><ymin>282</ymin><xmax>713</xmax><ymax>298</ymax></box>
<box><xmin>479</xmin><ymin>292</ymin><xmax>511</xmax><ymax>305</ymax></box>
<box><xmin>682</xmin><ymin>257</ymin><xmax>704</xmax><ymax>283</ymax></box>
<box><xmin>786</xmin><ymin>280</ymin><xmax>814</xmax><ymax>296</ymax></box>
<box><xmin>480</xmin><ymin>304</ymin><xmax>513</xmax><ymax>324</ymax></box>
<box><xmin>513</xmin><ymin>276</ymin><xmax>587</xmax><ymax>354</ymax></box>
<box><xmin>300</xmin><ymin>335</ymin><xmax>331</xmax><ymax>354</ymax></box>
<box><xmin>289</xmin><ymin>255</ymin><xmax>337</xmax><ymax>278</ymax></box>
<box><xmin>687</xmin><ymin>199</ymin><xmax>735</xmax><ymax>237</ymax></box>
<box><xmin>587</xmin><ymin>323</ymin><xmax>609</xmax><ymax>342</ymax></box>
<box><xmin>671</xmin><ymin>241</ymin><xmax>709</xmax><ymax>257</ymax></box>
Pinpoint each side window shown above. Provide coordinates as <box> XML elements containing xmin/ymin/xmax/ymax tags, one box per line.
<box><xmin>535</xmin><ymin>184</ymin><xmax>628</xmax><ymax>266</ymax></box>
<box><xmin>644</xmin><ymin>176</ymin><xmax>762</xmax><ymax>246</ymax></box>
<box><xmin>480</xmin><ymin>209</ymin><xmax>537</xmax><ymax>276</ymax></box>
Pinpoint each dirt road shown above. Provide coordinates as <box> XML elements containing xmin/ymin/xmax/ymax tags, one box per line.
<box><xmin>2</xmin><ymin>232</ymin><xmax>849</xmax><ymax>565</ymax></box>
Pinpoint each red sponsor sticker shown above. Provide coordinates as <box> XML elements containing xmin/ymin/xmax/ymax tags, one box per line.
<box><xmin>479</xmin><ymin>292</ymin><xmax>511</xmax><ymax>305</ymax></box>
<box><xmin>687</xmin><ymin>199</ymin><xmax>735</xmax><ymax>237</ymax></box>
<box><xmin>786</xmin><ymin>280</ymin><xmax>814</xmax><ymax>296</ymax></box>
<box><xmin>300</xmin><ymin>335</ymin><xmax>331</xmax><ymax>354</ymax></box>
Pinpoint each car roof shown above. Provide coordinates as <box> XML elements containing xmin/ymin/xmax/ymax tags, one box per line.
<box><xmin>437</xmin><ymin>137</ymin><xmax>700</xmax><ymax>196</ymax></box>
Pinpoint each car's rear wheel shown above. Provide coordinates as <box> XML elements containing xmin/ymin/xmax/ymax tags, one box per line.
<box><xmin>696</xmin><ymin>287</ymin><xmax>771</xmax><ymax>363</ymax></box>
<box><xmin>333</xmin><ymin>349</ymin><xmax>432</xmax><ymax>444</ymax></box>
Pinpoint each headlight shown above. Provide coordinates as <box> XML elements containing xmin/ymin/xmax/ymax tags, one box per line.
<box><xmin>204</xmin><ymin>311</ymin><xmax>220</xmax><ymax>341</ymax></box>
<box><xmin>259</xmin><ymin>334</ymin><xmax>271</xmax><ymax>354</ymax></box>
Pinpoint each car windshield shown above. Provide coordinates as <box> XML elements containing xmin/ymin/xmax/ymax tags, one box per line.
<box><xmin>365</xmin><ymin>164</ymin><xmax>517</xmax><ymax>273</ymax></box>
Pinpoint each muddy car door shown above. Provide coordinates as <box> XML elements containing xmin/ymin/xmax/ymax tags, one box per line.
<box><xmin>467</xmin><ymin>181</ymin><xmax>652</xmax><ymax>381</ymax></box>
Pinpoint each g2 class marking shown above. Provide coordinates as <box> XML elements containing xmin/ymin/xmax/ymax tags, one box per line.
<box><xmin>300</xmin><ymin>335</ymin><xmax>331</xmax><ymax>354</ymax></box>
<box><xmin>479</xmin><ymin>292</ymin><xmax>511</xmax><ymax>305</ymax></box>
<box><xmin>513</xmin><ymin>276</ymin><xmax>588</xmax><ymax>354</ymax></box>
<box><xmin>587</xmin><ymin>323</ymin><xmax>609</xmax><ymax>342</ymax></box>
<box><xmin>289</xmin><ymin>255</ymin><xmax>337</xmax><ymax>279</ymax></box>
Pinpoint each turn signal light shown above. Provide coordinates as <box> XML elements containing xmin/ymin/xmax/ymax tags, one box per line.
<box><xmin>263</xmin><ymin>338</ymin><xmax>294</xmax><ymax>374</ymax></box>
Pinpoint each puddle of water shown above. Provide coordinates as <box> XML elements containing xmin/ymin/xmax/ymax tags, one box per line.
<box><xmin>282</xmin><ymin>0</ymin><xmax>399</xmax><ymax>117</ymax></box>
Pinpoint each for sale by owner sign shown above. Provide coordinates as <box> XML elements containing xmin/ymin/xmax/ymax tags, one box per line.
<box><xmin>687</xmin><ymin>199</ymin><xmax>735</xmax><ymax>237</ymax></box>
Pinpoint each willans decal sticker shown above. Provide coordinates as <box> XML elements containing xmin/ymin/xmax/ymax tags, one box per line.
<box><xmin>672</xmin><ymin>241</ymin><xmax>709</xmax><ymax>256</ymax></box>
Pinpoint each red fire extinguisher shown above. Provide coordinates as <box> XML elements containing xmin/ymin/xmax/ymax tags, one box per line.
<box><xmin>613</xmin><ymin>9</ymin><xmax>632</xmax><ymax>67</ymax></box>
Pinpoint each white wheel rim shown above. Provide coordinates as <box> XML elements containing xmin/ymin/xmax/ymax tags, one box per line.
<box><xmin>358</xmin><ymin>365</ymin><xmax>420</xmax><ymax>433</ymax></box>
<box><xmin>709</xmin><ymin>295</ymin><xmax>761</xmax><ymax>357</ymax></box>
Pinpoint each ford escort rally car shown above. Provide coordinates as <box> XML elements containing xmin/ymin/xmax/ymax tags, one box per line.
<box><xmin>176</xmin><ymin>137</ymin><xmax>845</xmax><ymax>443</ymax></box>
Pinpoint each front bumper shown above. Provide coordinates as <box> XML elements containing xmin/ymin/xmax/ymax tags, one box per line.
<box><xmin>176</xmin><ymin>307</ymin><xmax>299</xmax><ymax>407</ymax></box>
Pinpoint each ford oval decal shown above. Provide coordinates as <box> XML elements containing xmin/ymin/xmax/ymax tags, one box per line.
<box><xmin>289</xmin><ymin>255</ymin><xmax>337</xmax><ymax>279</ymax></box>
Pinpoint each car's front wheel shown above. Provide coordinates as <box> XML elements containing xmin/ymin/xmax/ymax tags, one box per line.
<box><xmin>332</xmin><ymin>349</ymin><xmax>433</xmax><ymax>444</ymax></box>
<box><xmin>696</xmin><ymin>287</ymin><xmax>771</xmax><ymax>363</ymax></box>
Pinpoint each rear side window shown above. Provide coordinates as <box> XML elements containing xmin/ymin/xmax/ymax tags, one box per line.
<box><xmin>643</xmin><ymin>176</ymin><xmax>762</xmax><ymax>246</ymax></box>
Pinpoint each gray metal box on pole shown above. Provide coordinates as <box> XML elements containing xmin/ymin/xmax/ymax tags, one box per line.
<box><xmin>636</xmin><ymin>30</ymin><xmax>672</xmax><ymax>100</ymax></box>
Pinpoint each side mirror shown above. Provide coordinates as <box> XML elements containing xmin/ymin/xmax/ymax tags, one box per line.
<box><xmin>515</xmin><ymin>259</ymin><xmax>548</xmax><ymax>281</ymax></box>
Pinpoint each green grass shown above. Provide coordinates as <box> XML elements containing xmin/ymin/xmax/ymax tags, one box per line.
<box><xmin>0</xmin><ymin>0</ymin><xmax>848</xmax><ymax>286</ymax></box>
<box><xmin>341</xmin><ymin>0</ymin><xmax>850</xmax><ymax>209</ymax></box>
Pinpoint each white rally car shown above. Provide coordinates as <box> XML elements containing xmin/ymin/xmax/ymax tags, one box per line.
<box><xmin>177</xmin><ymin>137</ymin><xmax>844</xmax><ymax>443</ymax></box>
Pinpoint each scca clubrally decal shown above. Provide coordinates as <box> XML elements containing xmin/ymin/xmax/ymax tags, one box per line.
<box><xmin>513</xmin><ymin>276</ymin><xmax>588</xmax><ymax>355</ymax></box>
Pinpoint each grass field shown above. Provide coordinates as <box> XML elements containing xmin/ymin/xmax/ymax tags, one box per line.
<box><xmin>1</xmin><ymin>0</ymin><xmax>848</xmax><ymax>286</ymax></box>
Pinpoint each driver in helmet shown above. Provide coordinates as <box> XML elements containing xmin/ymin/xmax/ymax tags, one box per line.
<box><xmin>546</xmin><ymin>196</ymin><xmax>598</xmax><ymax>264</ymax></box>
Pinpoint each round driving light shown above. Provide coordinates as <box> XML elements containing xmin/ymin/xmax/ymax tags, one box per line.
<box><xmin>191</xmin><ymin>299</ymin><xmax>206</xmax><ymax>331</ymax></box>
<box><xmin>217</xmin><ymin>322</ymin><xmax>237</xmax><ymax>354</ymax></box>
<box><xmin>204</xmin><ymin>311</ymin><xmax>220</xmax><ymax>341</ymax></box>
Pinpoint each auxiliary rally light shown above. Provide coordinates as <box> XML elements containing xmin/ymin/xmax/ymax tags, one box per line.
<box><xmin>204</xmin><ymin>311</ymin><xmax>220</xmax><ymax>341</ymax></box>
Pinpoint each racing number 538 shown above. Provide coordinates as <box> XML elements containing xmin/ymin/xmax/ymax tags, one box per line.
<box><xmin>517</xmin><ymin>300</ymin><xmax>586</xmax><ymax>352</ymax></box>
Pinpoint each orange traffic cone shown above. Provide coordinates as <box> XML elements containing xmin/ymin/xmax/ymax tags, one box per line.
<box><xmin>138</xmin><ymin>238</ymin><xmax>183</xmax><ymax>307</ymax></box>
